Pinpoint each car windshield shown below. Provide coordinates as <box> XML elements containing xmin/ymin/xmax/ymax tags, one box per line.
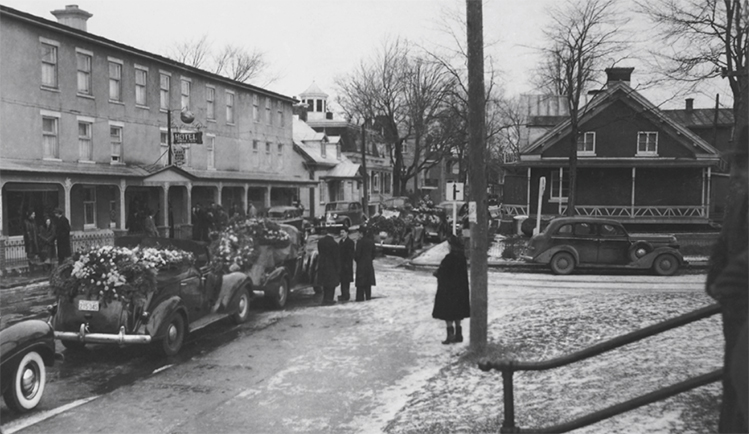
<box><xmin>268</xmin><ymin>210</ymin><xmax>287</xmax><ymax>218</ymax></box>
<box><xmin>384</xmin><ymin>198</ymin><xmax>409</xmax><ymax>209</ymax></box>
<box><xmin>325</xmin><ymin>203</ymin><xmax>349</xmax><ymax>212</ymax></box>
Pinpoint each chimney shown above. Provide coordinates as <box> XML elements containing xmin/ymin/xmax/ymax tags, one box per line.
<box><xmin>685</xmin><ymin>98</ymin><xmax>694</xmax><ymax>112</ymax></box>
<box><xmin>51</xmin><ymin>5</ymin><xmax>92</xmax><ymax>32</ymax></box>
<box><xmin>605</xmin><ymin>67</ymin><xmax>634</xmax><ymax>87</ymax></box>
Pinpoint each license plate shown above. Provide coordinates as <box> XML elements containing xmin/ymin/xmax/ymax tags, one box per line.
<box><xmin>78</xmin><ymin>299</ymin><xmax>99</xmax><ymax>312</ymax></box>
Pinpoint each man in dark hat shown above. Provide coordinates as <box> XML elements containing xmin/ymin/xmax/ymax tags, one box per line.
<box><xmin>53</xmin><ymin>207</ymin><xmax>71</xmax><ymax>264</ymax></box>
<box><xmin>317</xmin><ymin>231</ymin><xmax>340</xmax><ymax>305</ymax></box>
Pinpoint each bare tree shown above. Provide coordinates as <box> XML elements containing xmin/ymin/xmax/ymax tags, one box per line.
<box><xmin>166</xmin><ymin>35</ymin><xmax>275</xmax><ymax>86</ymax></box>
<box><xmin>638</xmin><ymin>0</ymin><xmax>748</xmax><ymax>151</ymax></box>
<box><xmin>535</xmin><ymin>0</ymin><xmax>630</xmax><ymax>215</ymax></box>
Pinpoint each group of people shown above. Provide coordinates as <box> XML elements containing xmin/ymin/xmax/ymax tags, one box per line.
<box><xmin>316</xmin><ymin>227</ymin><xmax>377</xmax><ymax>305</ymax></box>
<box><xmin>22</xmin><ymin>207</ymin><xmax>71</xmax><ymax>271</ymax></box>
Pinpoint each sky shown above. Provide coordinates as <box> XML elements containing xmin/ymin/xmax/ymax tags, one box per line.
<box><xmin>2</xmin><ymin>0</ymin><xmax>733</xmax><ymax>112</ymax></box>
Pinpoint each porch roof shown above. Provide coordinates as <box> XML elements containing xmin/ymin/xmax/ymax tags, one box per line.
<box><xmin>183</xmin><ymin>168</ymin><xmax>317</xmax><ymax>186</ymax></box>
<box><xmin>514</xmin><ymin>157</ymin><xmax>721</xmax><ymax>168</ymax></box>
<box><xmin>0</xmin><ymin>158</ymin><xmax>149</xmax><ymax>177</ymax></box>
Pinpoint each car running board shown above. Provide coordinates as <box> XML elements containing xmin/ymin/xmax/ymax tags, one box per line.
<box><xmin>189</xmin><ymin>312</ymin><xmax>229</xmax><ymax>333</ymax></box>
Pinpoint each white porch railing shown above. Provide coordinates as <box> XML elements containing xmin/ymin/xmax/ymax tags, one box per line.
<box><xmin>501</xmin><ymin>205</ymin><xmax>529</xmax><ymax>216</ymax></box>
<box><xmin>501</xmin><ymin>204</ymin><xmax>707</xmax><ymax>220</ymax></box>
<box><xmin>1</xmin><ymin>230</ymin><xmax>114</xmax><ymax>271</ymax></box>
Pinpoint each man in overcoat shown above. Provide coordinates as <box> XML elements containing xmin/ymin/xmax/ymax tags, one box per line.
<box><xmin>354</xmin><ymin>228</ymin><xmax>377</xmax><ymax>301</ymax></box>
<box><xmin>53</xmin><ymin>208</ymin><xmax>71</xmax><ymax>264</ymax></box>
<box><xmin>338</xmin><ymin>228</ymin><xmax>355</xmax><ymax>301</ymax></box>
<box><xmin>317</xmin><ymin>231</ymin><xmax>340</xmax><ymax>305</ymax></box>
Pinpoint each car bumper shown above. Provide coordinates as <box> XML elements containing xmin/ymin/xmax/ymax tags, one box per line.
<box><xmin>55</xmin><ymin>324</ymin><xmax>152</xmax><ymax>345</ymax></box>
<box><xmin>520</xmin><ymin>255</ymin><xmax>536</xmax><ymax>262</ymax></box>
<box><xmin>376</xmin><ymin>242</ymin><xmax>407</xmax><ymax>250</ymax></box>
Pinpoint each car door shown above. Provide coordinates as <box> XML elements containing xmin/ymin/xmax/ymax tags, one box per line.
<box><xmin>179</xmin><ymin>271</ymin><xmax>205</xmax><ymax>320</ymax></box>
<box><xmin>597</xmin><ymin>223</ymin><xmax>630</xmax><ymax>264</ymax></box>
<box><xmin>571</xmin><ymin>222</ymin><xmax>598</xmax><ymax>264</ymax></box>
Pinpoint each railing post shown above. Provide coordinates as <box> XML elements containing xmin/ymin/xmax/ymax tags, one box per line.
<box><xmin>500</xmin><ymin>363</ymin><xmax>520</xmax><ymax>433</ymax></box>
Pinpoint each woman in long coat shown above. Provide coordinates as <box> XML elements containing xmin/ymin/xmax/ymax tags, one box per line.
<box><xmin>23</xmin><ymin>211</ymin><xmax>39</xmax><ymax>266</ymax></box>
<box><xmin>432</xmin><ymin>235</ymin><xmax>470</xmax><ymax>344</ymax></box>
<box><xmin>37</xmin><ymin>216</ymin><xmax>56</xmax><ymax>270</ymax></box>
<box><xmin>354</xmin><ymin>228</ymin><xmax>377</xmax><ymax>301</ymax></box>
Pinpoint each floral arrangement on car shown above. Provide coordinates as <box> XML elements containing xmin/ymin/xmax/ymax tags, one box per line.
<box><xmin>134</xmin><ymin>246</ymin><xmax>196</xmax><ymax>272</ymax></box>
<box><xmin>365</xmin><ymin>214</ymin><xmax>409</xmax><ymax>236</ymax></box>
<box><xmin>50</xmin><ymin>245</ymin><xmax>172</xmax><ymax>306</ymax></box>
<box><xmin>211</xmin><ymin>218</ymin><xmax>291</xmax><ymax>272</ymax></box>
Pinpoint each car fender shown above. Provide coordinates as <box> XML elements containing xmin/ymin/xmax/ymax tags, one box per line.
<box><xmin>534</xmin><ymin>245</ymin><xmax>579</xmax><ymax>265</ymax></box>
<box><xmin>146</xmin><ymin>296</ymin><xmax>186</xmax><ymax>339</ymax></box>
<box><xmin>632</xmin><ymin>247</ymin><xmax>684</xmax><ymax>268</ymax></box>
<box><xmin>216</xmin><ymin>272</ymin><xmax>250</xmax><ymax>310</ymax></box>
<box><xmin>0</xmin><ymin>320</ymin><xmax>56</xmax><ymax>371</ymax></box>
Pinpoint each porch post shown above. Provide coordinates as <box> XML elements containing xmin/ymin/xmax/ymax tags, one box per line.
<box><xmin>161</xmin><ymin>183</ymin><xmax>170</xmax><ymax>229</ymax></box>
<box><xmin>526</xmin><ymin>167</ymin><xmax>531</xmax><ymax>214</ymax></box>
<box><xmin>0</xmin><ymin>184</ymin><xmax>4</xmax><ymax>236</ymax></box>
<box><xmin>217</xmin><ymin>182</ymin><xmax>223</xmax><ymax>206</ymax></box>
<box><xmin>242</xmin><ymin>184</ymin><xmax>248</xmax><ymax>215</ymax></box>
<box><xmin>265</xmin><ymin>186</ymin><xmax>272</xmax><ymax>209</ymax></box>
<box><xmin>119</xmin><ymin>179</ymin><xmax>126</xmax><ymax>230</ymax></box>
<box><xmin>706</xmin><ymin>167</ymin><xmax>712</xmax><ymax>219</ymax></box>
<box><xmin>64</xmin><ymin>178</ymin><xmax>72</xmax><ymax>221</ymax></box>
<box><xmin>186</xmin><ymin>183</ymin><xmax>192</xmax><ymax>225</ymax></box>
<box><xmin>631</xmin><ymin>168</ymin><xmax>636</xmax><ymax>217</ymax></box>
<box><xmin>558</xmin><ymin>167</ymin><xmax>563</xmax><ymax>215</ymax></box>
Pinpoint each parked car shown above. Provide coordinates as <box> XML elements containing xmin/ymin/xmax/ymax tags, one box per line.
<box><xmin>267</xmin><ymin>205</ymin><xmax>310</xmax><ymax>238</ymax></box>
<box><xmin>381</xmin><ymin>196</ymin><xmax>412</xmax><ymax>211</ymax></box>
<box><xmin>521</xmin><ymin>217</ymin><xmax>683</xmax><ymax>276</ymax></box>
<box><xmin>436</xmin><ymin>201</ymin><xmax>469</xmax><ymax>233</ymax></box>
<box><xmin>312</xmin><ymin>201</ymin><xmax>367</xmax><ymax>232</ymax></box>
<box><xmin>369</xmin><ymin>208</ymin><xmax>426</xmax><ymax>257</ymax></box>
<box><xmin>50</xmin><ymin>237</ymin><xmax>252</xmax><ymax>357</ymax></box>
<box><xmin>1</xmin><ymin>319</ymin><xmax>58</xmax><ymax>412</ymax></box>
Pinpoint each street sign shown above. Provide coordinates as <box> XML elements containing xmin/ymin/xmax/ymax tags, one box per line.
<box><xmin>173</xmin><ymin>131</ymin><xmax>203</xmax><ymax>145</ymax></box>
<box><xmin>446</xmin><ymin>182</ymin><xmax>464</xmax><ymax>201</ymax></box>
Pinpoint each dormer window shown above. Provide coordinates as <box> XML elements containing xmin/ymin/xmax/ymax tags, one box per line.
<box><xmin>636</xmin><ymin>131</ymin><xmax>658</xmax><ymax>156</ymax></box>
<box><xmin>321</xmin><ymin>141</ymin><xmax>326</xmax><ymax>157</ymax></box>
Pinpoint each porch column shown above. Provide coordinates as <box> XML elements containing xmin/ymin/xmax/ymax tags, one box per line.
<box><xmin>216</xmin><ymin>182</ymin><xmax>223</xmax><ymax>206</ymax></box>
<box><xmin>706</xmin><ymin>167</ymin><xmax>712</xmax><ymax>219</ymax></box>
<box><xmin>64</xmin><ymin>178</ymin><xmax>72</xmax><ymax>221</ymax></box>
<box><xmin>186</xmin><ymin>183</ymin><xmax>192</xmax><ymax>225</ymax></box>
<box><xmin>242</xmin><ymin>184</ymin><xmax>248</xmax><ymax>214</ymax></box>
<box><xmin>631</xmin><ymin>167</ymin><xmax>636</xmax><ymax>217</ymax></box>
<box><xmin>558</xmin><ymin>168</ymin><xmax>563</xmax><ymax>215</ymax></box>
<box><xmin>119</xmin><ymin>179</ymin><xmax>126</xmax><ymax>230</ymax></box>
<box><xmin>0</xmin><ymin>184</ymin><xmax>4</xmax><ymax>236</ymax></box>
<box><xmin>526</xmin><ymin>167</ymin><xmax>531</xmax><ymax>214</ymax></box>
<box><xmin>265</xmin><ymin>186</ymin><xmax>272</xmax><ymax>208</ymax></box>
<box><xmin>161</xmin><ymin>183</ymin><xmax>170</xmax><ymax>228</ymax></box>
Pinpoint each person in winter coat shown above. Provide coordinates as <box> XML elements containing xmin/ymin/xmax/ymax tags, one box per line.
<box><xmin>432</xmin><ymin>235</ymin><xmax>470</xmax><ymax>344</ymax></box>
<box><xmin>317</xmin><ymin>232</ymin><xmax>340</xmax><ymax>305</ymax></box>
<box><xmin>354</xmin><ymin>228</ymin><xmax>377</xmax><ymax>301</ymax></box>
<box><xmin>23</xmin><ymin>211</ymin><xmax>40</xmax><ymax>267</ymax></box>
<box><xmin>53</xmin><ymin>208</ymin><xmax>71</xmax><ymax>263</ymax></box>
<box><xmin>338</xmin><ymin>227</ymin><xmax>355</xmax><ymax>301</ymax></box>
<box><xmin>144</xmin><ymin>209</ymin><xmax>159</xmax><ymax>237</ymax></box>
<box><xmin>38</xmin><ymin>216</ymin><xmax>56</xmax><ymax>270</ymax></box>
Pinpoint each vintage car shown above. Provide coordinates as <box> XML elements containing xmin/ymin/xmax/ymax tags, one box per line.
<box><xmin>267</xmin><ymin>205</ymin><xmax>309</xmax><ymax>237</ymax></box>
<box><xmin>312</xmin><ymin>201</ymin><xmax>367</xmax><ymax>232</ymax></box>
<box><xmin>521</xmin><ymin>217</ymin><xmax>684</xmax><ymax>276</ymax></box>
<box><xmin>369</xmin><ymin>209</ymin><xmax>425</xmax><ymax>257</ymax></box>
<box><xmin>436</xmin><ymin>200</ymin><xmax>469</xmax><ymax>233</ymax></box>
<box><xmin>1</xmin><ymin>319</ymin><xmax>59</xmax><ymax>412</ymax></box>
<box><xmin>49</xmin><ymin>237</ymin><xmax>252</xmax><ymax>357</ymax></box>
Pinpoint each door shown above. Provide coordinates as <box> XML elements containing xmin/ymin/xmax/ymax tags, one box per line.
<box><xmin>571</xmin><ymin>222</ymin><xmax>598</xmax><ymax>264</ymax></box>
<box><xmin>179</xmin><ymin>275</ymin><xmax>204</xmax><ymax>320</ymax></box>
<box><xmin>597</xmin><ymin>223</ymin><xmax>630</xmax><ymax>264</ymax></box>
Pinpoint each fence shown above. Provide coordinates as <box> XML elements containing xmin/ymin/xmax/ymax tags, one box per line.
<box><xmin>0</xmin><ymin>230</ymin><xmax>114</xmax><ymax>273</ymax></box>
<box><xmin>478</xmin><ymin>303</ymin><xmax>722</xmax><ymax>433</ymax></box>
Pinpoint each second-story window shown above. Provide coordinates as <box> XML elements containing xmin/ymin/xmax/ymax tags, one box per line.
<box><xmin>110</xmin><ymin>124</ymin><xmax>123</xmax><ymax>163</ymax></box>
<box><xmin>577</xmin><ymin>131</ymin><xmax>595</xmax><ymax>155</ymax></box>
<box><xmin>42</xmin><ymin>114</ymin><xmax>59</xmax><ymax>159</ymax></box>
<box><xmin>277</xmin><ymin>101</ymin><xmax>284</xmax><ymax>127</ymax></box>
<box><xmin>41</xmin><ymin>41</ymin><xmax>58</xmax><ymax>88</ymax></box>
<box><xmin>637</xmin><ymin>131</ymin><xmax>658</xmax><ymax>156</ymax></box>
<box><xmin>265</xmin><ymin>142</ymin><xmax>271</xmax><ymax>154</ymax></box>
<box><xmin>160</xmin><ymin>73</ymin><xmax>170</xmax><ymax>110</ymax></box>
<box><xmin>83</xmin><ymin>186</ymin><xmax>97</xmax><ymax>229</ymax></box>
<box><xmin>181</xmin><ymin>78</ymin><xmax>191</xmax><ymax>110</ymax></box>
<box><xmin>135</xmin><ymin>66</ymin><xmax>148</xmax><ymax>106</ymax></box>
<box><xmin>277</xmin><ymin>143</ymin><xmax>283</xmax><ymax>155</ymax></box>
<box><xmin>76</xmin><ymin>50</ymin><xmax>92</xmax><ymax>95</ymax></box>
<box><xmin>109</xmin><ymin>60</ymin><xmax>122</xmax><ymax>102</ymax></box>
<box><xmin>226</xmin><ymin>91</ymin><xmax>235</xmax><ymax>124</ymax></box>
<box><xmin>253</xmin><ymin>94</ymin><xmax>259</xmax><ymax>122</ymax></box>
<box><xmin>78</xmin><ymin>120</ymin><xmax>93</xmax><ymax>161</ymax></box>
<box><xmin>265</xmin><ymin>97</ymin><xmax>272</xmax><ymax>124</ymax></box>
<box><xmin>253</xmin><ymin>140</ymin><xmax>259</xmax><ymax>153</ymax></box>
<box><xmin>206</xmin><ymin>86</ymin><xmax>215</xmax><ymax>120</ymax></box>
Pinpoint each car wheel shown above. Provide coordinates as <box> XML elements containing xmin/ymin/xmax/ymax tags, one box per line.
<box><xmin>231</xmin><ymin>286</ymin><xmax>251</xmax><ymax>324</ymax></box>
<box><xmin>160</xmin><ymin>313</ymin><xmax>185</xmax><ymax>357</ymax></box>
<box><xmin>653</xmin><ymin>254</ymin><xmax>679</xmax><ymax>276</ymax></box>
<box><xmin>62</xmin><ymin>340</ymin><xmax>86</xmax><ymax>351</ymax></box>
<box><xmin>3</xmin><ymin>350</ymin><xmax>46</xmax><ymax>412</ymax></box>
<box><xmin>629</xmin><ymin>241</ymin><xmax>653</xmax><ymax>261</ymax></box>
<box><xmin>272</xmin><ymin>278</ymin><xmax>289</xmax><ymax>309</ymax></box>
<box><xmin>550</xmin><ymin>252</ymin><xmax>575</xmax><ymax>275</ymax></box>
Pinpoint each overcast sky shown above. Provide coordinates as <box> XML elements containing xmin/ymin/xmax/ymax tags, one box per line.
<box><xmin>4</xmin><ymin>0</ymin><xmax>733</xmax><ymax>111</ymax></box>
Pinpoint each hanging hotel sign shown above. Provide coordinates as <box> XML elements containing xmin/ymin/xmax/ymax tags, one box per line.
<box><xmin>172</xmin><ymin>146</ymin><xmax>186</xmax><ymax>166</ymax></box>
<box><xmin>172</xmin><ymin>131</ymin><xmax>203</xmax><ymax>145</ymax></box>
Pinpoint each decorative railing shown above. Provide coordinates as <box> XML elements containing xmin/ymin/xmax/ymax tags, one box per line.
<box><xmin>501</xmin><ymin>205</ymin><xmax>707</xmax><ymax>220</ymax></box>
<box><xmin>478</xmin><ymin>304</ymin><xmax>722</xmax><ymax>433</ymax></box>
<box><xmin>1</xmin><ymin>230</ymin><xmax>114</xmax><ymax>272</ymax></box>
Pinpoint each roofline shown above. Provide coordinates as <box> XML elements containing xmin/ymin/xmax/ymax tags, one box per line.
<box><xmin>0</xmin><ymin>5</ymin><xmax>297</xmax><ymax>103</ymax></box>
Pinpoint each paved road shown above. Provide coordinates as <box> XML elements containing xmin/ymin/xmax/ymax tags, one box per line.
<box><xmin>1</xmin><ymin>264</ymin><xmax>712</xmax><ymax>434</ymax></box>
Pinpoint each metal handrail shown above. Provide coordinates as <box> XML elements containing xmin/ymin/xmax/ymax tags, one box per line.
<box><xmin>478</xmin><ymin>303</ymin><xmax>722</xmax><ymax>433</ymax></box>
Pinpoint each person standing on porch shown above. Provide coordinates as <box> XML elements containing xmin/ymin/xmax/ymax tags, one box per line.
<box><xmin>248</xmin><ymin>201</ymin><xmax>258</xmax><ymax>219</ymax></box>
<box><xmin>37</xmin><ymin>216</ymin><xmax>56</xmax><ymax>271</ymax></box>
<box><xmin>338</xmin><ymin>227</ymin><xmax>355</xmax><ymax>302</ymax></box>
<box><xmin>53</xmin><ymin>208</ymin><xmax>71</xmax><ymax>264</ymax></box>
<box><xmin>22</xmin><ymin>211</ymin><xmax>39</xmax><ymax>268</ymax></box>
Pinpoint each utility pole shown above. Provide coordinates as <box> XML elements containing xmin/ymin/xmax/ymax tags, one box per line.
<box><xmin>466</xmin><ymin>0</ymin><xmax>488</xmax><ymax>350</ymax></box>
<box><xmin>361</xmin><ymin>121</ymin><xmax>369</xmax><ymax>215</ymax></box>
